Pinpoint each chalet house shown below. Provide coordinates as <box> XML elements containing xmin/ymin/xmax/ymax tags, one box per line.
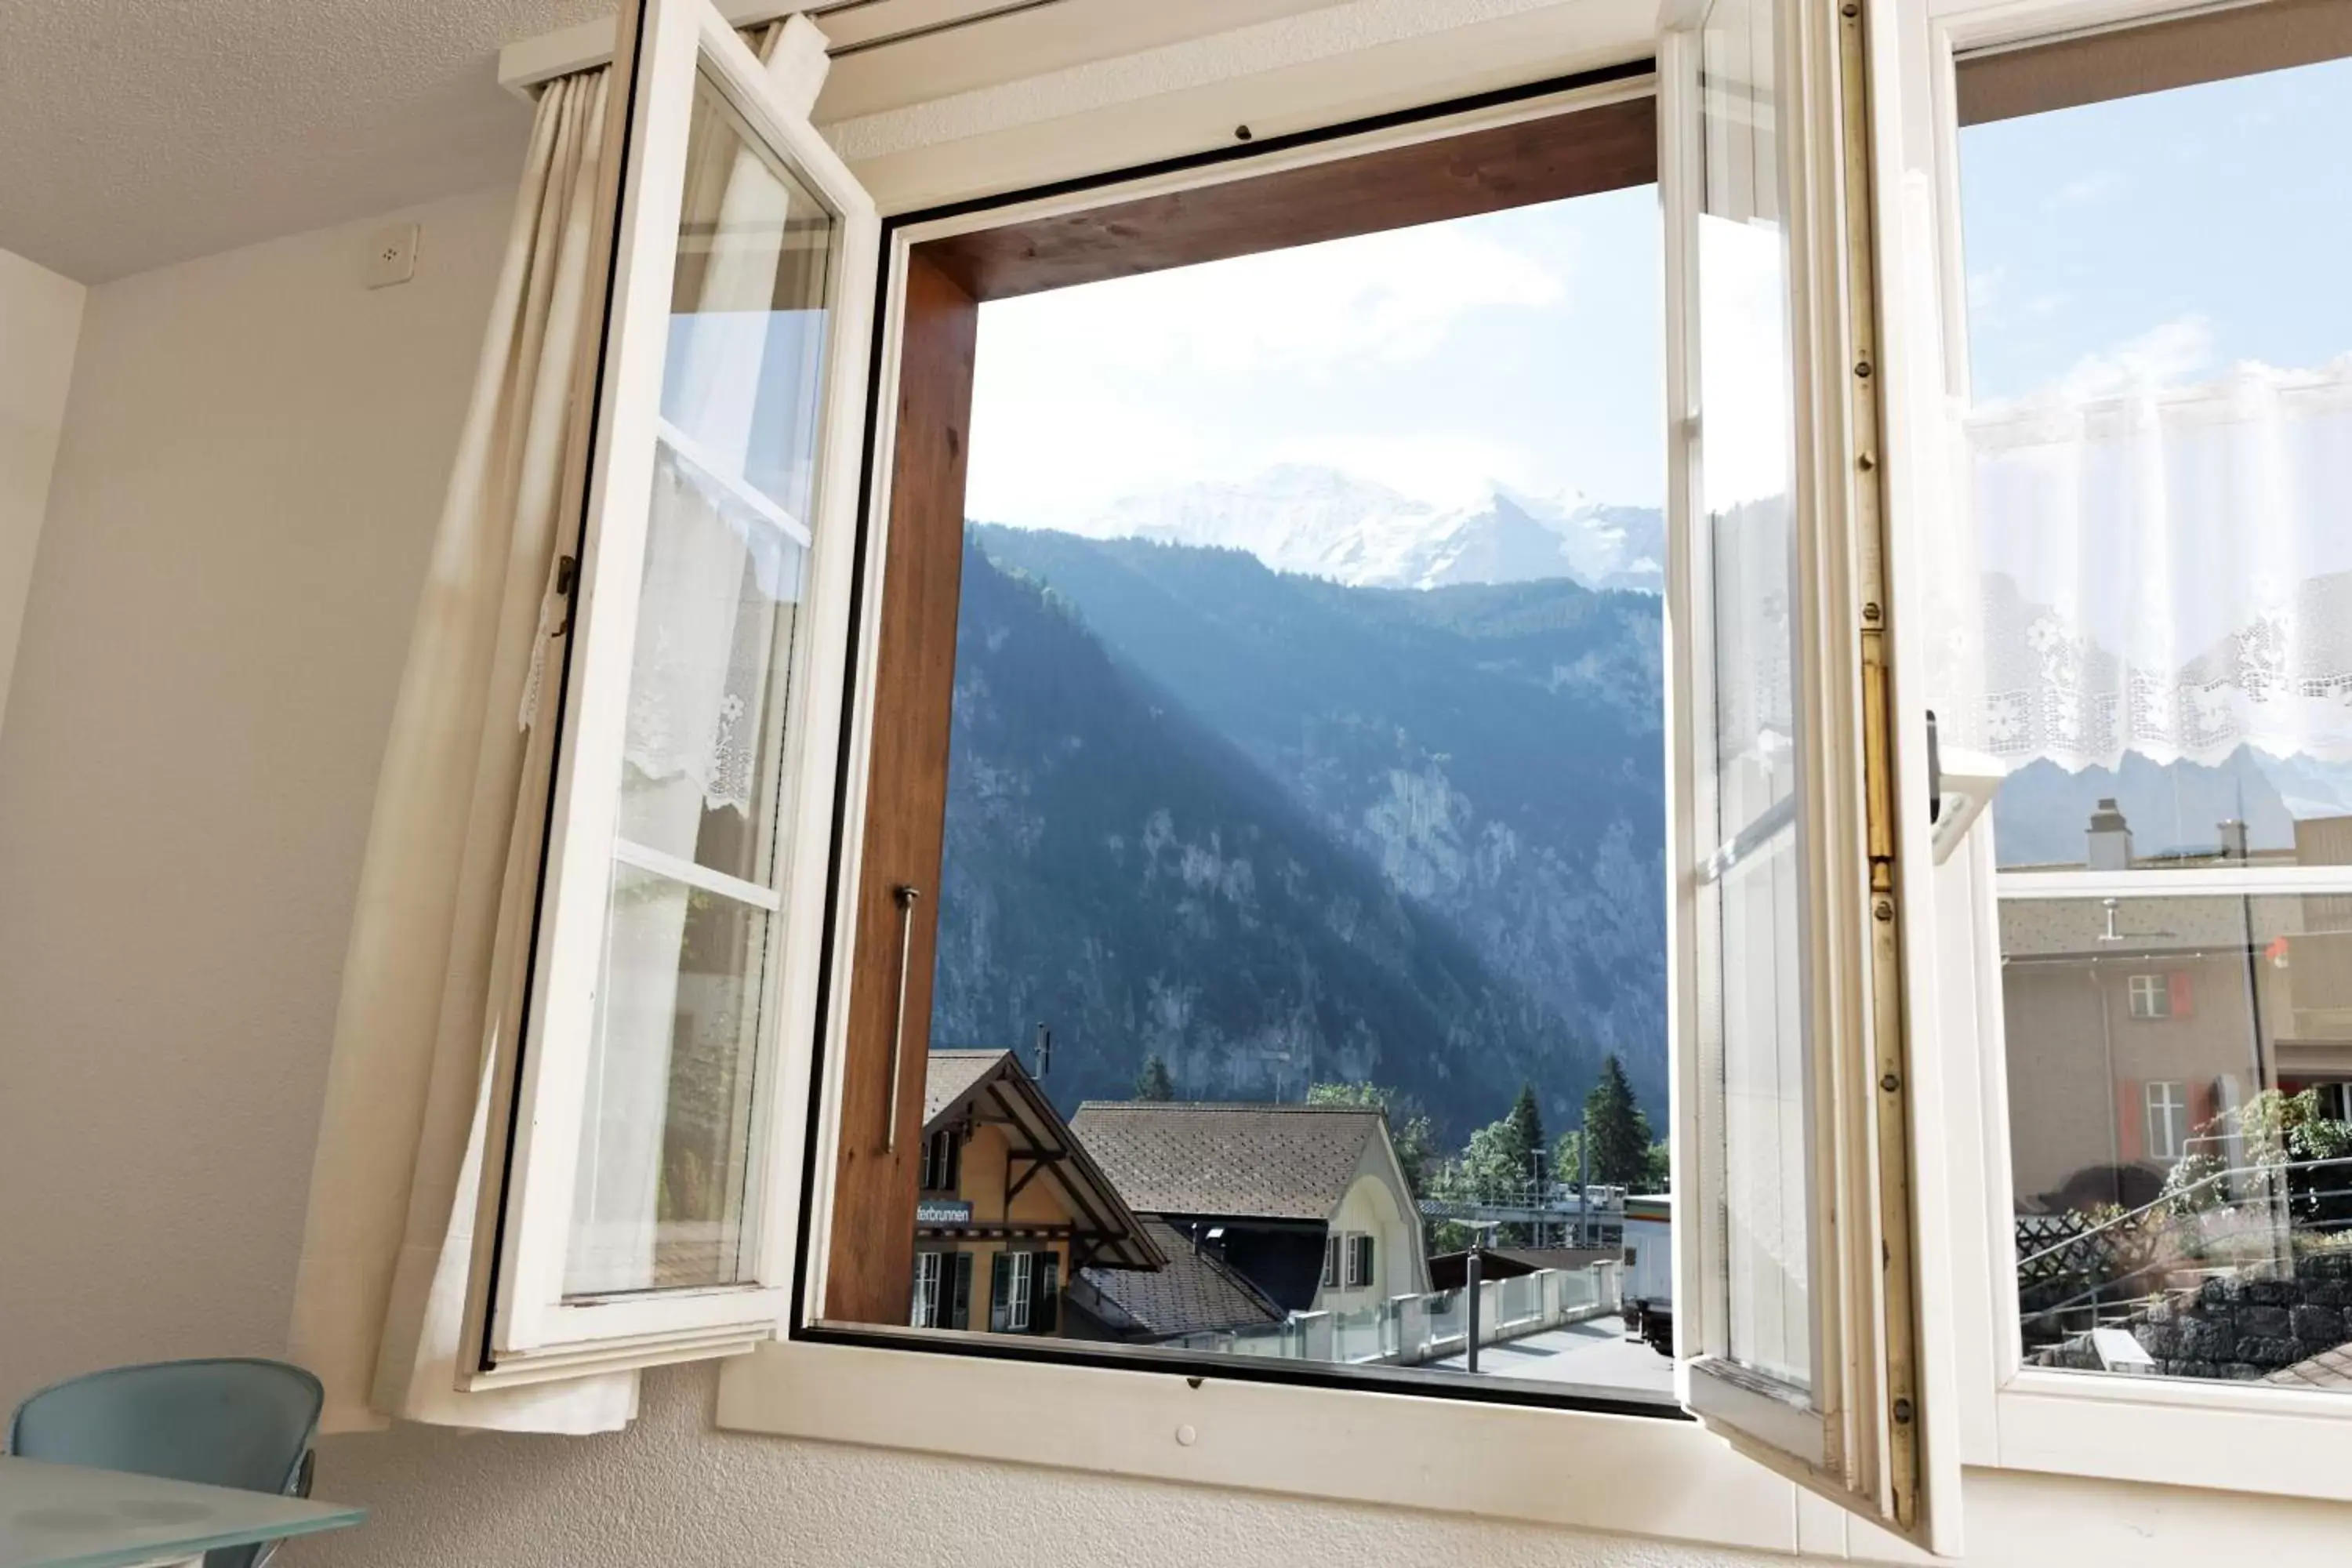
<box><xmin>1069</xmin><ymin>1102</ymin><xmax>1431</xmax><ymax>1316</ymax></box>
<box><xmin>911</xmin><ymin>1051</ymin><xmax>1163</xmax><ymax>1333</ymax></box>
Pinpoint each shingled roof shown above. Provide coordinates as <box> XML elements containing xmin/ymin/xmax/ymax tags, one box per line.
<box><xmin>1073</xmin><ymin>1220</ymin><xmax>1287</xmax><ymax>1341</ymax></box>
<box><xmin>924</xmin><ymin>1049</ymin><xmax>1004</xmax><ymax>1126</ymax></box>
<box><xmin>1069</xmin><ymin>1102</ymin><xmax>1387</xmax><ymax>1221</ymax></box>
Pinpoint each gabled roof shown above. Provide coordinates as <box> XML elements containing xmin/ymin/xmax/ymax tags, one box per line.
<box><xmin>922</xmin><ymin>1051</ymin><xmax>1166</xmax><ymax>1272</ymax></box>
<box><xmin>924</xmin><ymin>1049</ymin><xmax>1004</xmax><ymax>1126</ymax></box>
<box><xmin>1069</xmin><ymin>1101</ymin><xmax>1388</xmax><ymax>1221</ymax></box>
<box><xmin>1073</xmin><ymin>1220</ymin><xmax>1287</xmax><ymax>1342</ymax></box>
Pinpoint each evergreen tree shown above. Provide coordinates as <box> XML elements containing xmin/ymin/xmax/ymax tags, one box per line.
<box><xmin>1506</xmin><ymin>1082</ymin><xmax>1545</xmax><ymax>1181</ymax></box>
<box><xmin>1582</xmin><ymin>1054</ymin><xmax>1653</xmax><ymax>1186</ymax></box>
<box><xmin>1134</xmin><ymin>1053</ymin><xmax>1174</xmax><ymax>1101</ymax></box>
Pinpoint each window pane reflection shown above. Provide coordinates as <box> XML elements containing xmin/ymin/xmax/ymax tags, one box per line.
<box><xmin>2006</xmin><ymin>889</ymin><xmax>2352</xmax><ymax>1384</ymax></box>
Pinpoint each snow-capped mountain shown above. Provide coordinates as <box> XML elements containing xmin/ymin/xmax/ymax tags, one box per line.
<box><xmin>1044</xmin><ymin>464</ymin><xmax>1664</xmax><ymax>594</ymax></box>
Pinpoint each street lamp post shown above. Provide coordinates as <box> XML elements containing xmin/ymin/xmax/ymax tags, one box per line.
<box><xmin>1577</xmin><ymin>1109</ymin><xmax>1591</xmax><ymax>1249</ymax></box>
<box><xmin>1465</xmin><ymin>1221</ymin><xmax>1497</xmax><ymax>1374</ymax></box>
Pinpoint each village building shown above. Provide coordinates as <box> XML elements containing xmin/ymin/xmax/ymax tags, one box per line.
<box><xmin>910</xmin><ymin>1051</ymin><xmax>1162</xmax><ymax>1333</ymax></box>
<box><xmin>1069</xmin><ymin>1102</ymin><xmax>1431</xmax><ymax>1316</ymax></box>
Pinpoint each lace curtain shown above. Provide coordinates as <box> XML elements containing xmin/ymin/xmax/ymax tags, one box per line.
<box><xmin>1955</xmin><ymin>358</ymin><xmax>2352</xmax><ymax>771</ymax></box>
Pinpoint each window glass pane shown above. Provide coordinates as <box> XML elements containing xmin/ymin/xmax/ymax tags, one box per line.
<box><xmin>2005</xmin><ymin>894</ymin><xmax>2352</xmax><ymax>1382</ymax></box>
<box><xmin>1692</xmin><ymin>0</ymin><xmax>1813</xmax><ymax>1394</ymax></box>
<box><xmin>1955</xmin><ymin>21</ymin><xmax>2352</xmax><ymax>1388</ymax></box>
<box><xmin>564</xmin><ymin>70</ymin><xmax>840</xmax><ymax>1299</ymax></box>
<box><xmin>1955</xmin><ymin>52</ymin><xmax>2352</xmax><ymax>873</ymax></box>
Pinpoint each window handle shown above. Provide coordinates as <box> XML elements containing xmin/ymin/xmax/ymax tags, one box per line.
<box><xmin>1926</xmin><ymin>710</ymin><xmax>2008</xmax><ymax>866</ymax></box>
<box><xmin>884</xmin><ymin>883</ymin><xmax>920</xmax><ymax>1152</ymax></box>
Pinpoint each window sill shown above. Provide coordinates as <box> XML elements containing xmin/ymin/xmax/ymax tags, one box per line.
<box><xmin>715</xmin><ymin>1332</ymin><xmax>1850</xmax><ymax>1555</ymax></box>
<box><xmin>1993</xmin><ymin>1369</ymin><xmax>2352</xmax><ymax>1501</ymax></box>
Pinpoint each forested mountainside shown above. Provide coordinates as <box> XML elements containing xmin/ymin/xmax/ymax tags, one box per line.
<box><xmin>930</xmin><ymin>528</ymin><xmax>1666</xmax><ymax>1138</ymax></box>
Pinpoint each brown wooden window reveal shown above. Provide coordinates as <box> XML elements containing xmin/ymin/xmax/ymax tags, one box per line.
<box><xmin>818</xmin><ymin>90</ymin><xmax>1658</xmax><ymax>1330</ymax></box>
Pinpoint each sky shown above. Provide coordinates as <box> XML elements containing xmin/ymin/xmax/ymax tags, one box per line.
<box><xmin>960</xmin><ymin>53</ymin><xmax>2352</xmax><ymax>534</ymax></box>
<box><xmin>1957</xmin><ymin>56</ymin><xmax>2352</xmax><ymax>404</ymax></box>
<box><xmin>964</xmin><ymin>184</ymin><xmax>1665</xmax><ymax>530</ymax></box>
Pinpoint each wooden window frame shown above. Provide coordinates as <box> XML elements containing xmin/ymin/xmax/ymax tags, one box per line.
<box><xmin>799</xmin><ymin>71</ymin><xmax>1661</xmax><ymax>1334</ymax></box>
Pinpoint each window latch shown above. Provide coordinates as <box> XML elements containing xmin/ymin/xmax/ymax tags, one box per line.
<box><xmin>552</xmin><ymin>554</ymin><xmax>579</xmax><ymax>637</ymax></box>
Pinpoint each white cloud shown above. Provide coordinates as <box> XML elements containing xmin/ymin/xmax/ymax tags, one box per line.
<box><xmin>977</xmin><ymin>220</ymin><xmax>1567</xmax><ymax>383</ymax></box>
<box><xmin>964</xmin><ymin>390</ymin><xmax>1214</xmax><ymax>528</ymax></box>
<box><xmin>2049</xmin><ymin>316</ymin><xmax>2216</xmax><ymax>401</ymax></box>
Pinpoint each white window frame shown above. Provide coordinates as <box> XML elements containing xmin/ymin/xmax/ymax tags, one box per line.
<box><xmin>1870</xmin><ymin>0</ymin><xmax>2352</xmax><ymax>1505</ymax></box>
<box><xmin>1321</xmin><ymin>1236</ymin><xmax>1343</xmax><ymax>1293</ymax></box>
<box><xmin>2143</xmin><ymin>1081</ymin><xmax>2189</xmax><ymax>1161</ymax></box>
<box><xmin>909</xmin><ymin>1251</ymin><xmax>944</xmax><ymax>1330</ymax></box>
<box><xmin>464</xmin><ymin>0</ymin><xmax>880</xmax><ymax>1386</ymax></box>
<box><xmin>2128</xmin><ymin>973</ymin><xmax>2171</xmax><ymax>1020</ymax></box>
<box><xmin>1346</xmin><ymin>1233</ymin><xmax>1375</xmax><ymax>1290</ymax></box>
<box><xmin>1004</xmin><ymin>1251</ymin><xmax>1035</xmax><ymax>1334</ymax></box>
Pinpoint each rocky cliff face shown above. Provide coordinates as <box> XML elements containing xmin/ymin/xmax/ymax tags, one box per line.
<box><xmin>931</xmin><ymin>528</ymin><xmax>1666</xmax><ymax>1139</ymax></box>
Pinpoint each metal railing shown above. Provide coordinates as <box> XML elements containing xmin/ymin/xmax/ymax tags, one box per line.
<box><xmin>2016</xmin><ymin>1154</ymin><xmax>2352</xmax><ymax>1349</ymax></box>
<box><xmin>1167</xmin><ymin>1261</ymin><xmax>1621</xmax><ymax>1369</ymax></box>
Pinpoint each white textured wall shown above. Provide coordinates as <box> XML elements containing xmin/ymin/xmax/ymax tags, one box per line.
<box><xmin>310</xmin><ymin>1360</ymin><xmax>1798</xmax><ymax>1568</ymax></box>
<box><xmin>0</xmin><ymin>245</ymin><xmax>83</xmax><ymax>739</ymax></box>
<box><xmin>0</xmin><ymin>183</ymin><xmax>514</xmax><ymax>1404</ymax></box>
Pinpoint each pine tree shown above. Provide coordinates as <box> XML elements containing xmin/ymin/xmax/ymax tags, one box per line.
<box><xmin>1582</xmin><ymin>1054</ymin><xmax>1653</xmax><ymax>1187</ymax></box>
<box><xmin>1134</xmin><ymin>1054</ymin><xmax>1174</xmax><ymax>1101</ymax></box>
<box><xmin>1506</xmin><ymin>1082</ymin><xmax>1545</xmax><ymax>1181</ymax></box>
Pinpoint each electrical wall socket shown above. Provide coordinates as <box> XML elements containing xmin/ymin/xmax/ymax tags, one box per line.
<box><xmin>365</xmin><ymin>223</ymin><xmax>419</xmax><ymax>289</ymax></box>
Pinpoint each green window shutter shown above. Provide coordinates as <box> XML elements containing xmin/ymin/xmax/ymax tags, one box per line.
<box><xmin>950</xmin><ymin>1250</ymin><xmax>974</xmax><ymax>1330</ymax></box>
<box><xmin>1033</xmin><ymin>1253</ymin><xmax>1060</xmax><ymax>1335</ymax></box>
<box><xmin>989</xmin><ymin>1252</ymin><xmax>1011</xmax><ymax>1333</ymax></box>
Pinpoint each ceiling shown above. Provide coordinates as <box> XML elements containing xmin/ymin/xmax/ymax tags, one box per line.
<box><xmin>0</xmin><ymin>0</ymin><xmax>1346</xmax><ymax>285</ymax></box>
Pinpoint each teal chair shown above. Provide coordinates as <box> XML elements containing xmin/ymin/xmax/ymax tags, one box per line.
<box><xmin>8</xmin><ymin>1357</ymin><xmax>324</xmax><ymax>1568</ymax></box>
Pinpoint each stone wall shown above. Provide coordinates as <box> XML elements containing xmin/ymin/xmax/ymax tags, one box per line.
<box><xmin>2032</xmin><ymin>1252</ymin><xmax>2352</xmax><ymax>1378</ymax></box>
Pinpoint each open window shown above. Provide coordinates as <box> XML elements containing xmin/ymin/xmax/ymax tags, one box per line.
<box><xmin>466</xmin><ymin>0</ymin><xmax>1951</xmax><ymax>1539</ymax></box>
<box><xmin>801</xmin><ymin>78</ymin><xmax>1685</xmax><ymax>1406</ymax></box>
<box><xmin>1661</xmin><ymin>0</ymin><xmax>1945</xmax><ymax>1545</ymax></box>
<box><xmin>779</xmin><ymin>4</ymin><xmax>1950</xmax><ymax>1543</ymax></box>
<box><xmin>463</xmin><ymin>0</ymin><xmax>878</xmax><ymax>1382</ymax></box>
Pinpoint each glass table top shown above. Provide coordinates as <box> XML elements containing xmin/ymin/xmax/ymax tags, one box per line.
<box><xmin>0</xmin><ymin>1457</ymin><xmax>364</xmax><ymax>1568</ymax></box>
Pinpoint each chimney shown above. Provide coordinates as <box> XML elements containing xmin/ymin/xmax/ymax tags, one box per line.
<box><xmin>2087</xmin><ymin>797</ymin><xmax>2132</xmax><ymax>870</ymax></box>
<box><xmin>1032</xmin><ymin>1022</ymin><xmax>1051</xmax><ymax>1079</ymax></box>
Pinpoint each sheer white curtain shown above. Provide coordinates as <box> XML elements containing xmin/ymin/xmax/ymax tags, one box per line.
<box><xmin>288</xmin><ymin>17</ymin><xmax>800</xmax><ymax>1435</ymax></box>
<box><xmin>1957</xmin><ymin>359</ymin><xmax>2352</xmax><ymax>771</ymax></box>
<box><xmin>287</xmin><ymin>66</ymin><xmax>626</xmax><ymax>1435</ymax></box>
